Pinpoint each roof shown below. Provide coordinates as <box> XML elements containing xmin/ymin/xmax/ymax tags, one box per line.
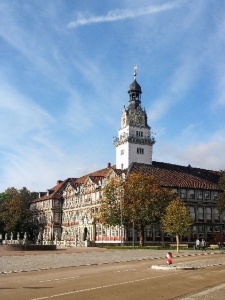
<box><xmin>128</xmin><ymin>79</ymin><xmax>142</xmax><ymax>93</ymax></box>
<box><xmin>32</xmin><ymin>165</ymin><xmax>119</xmax><ymax>203</ymax></box>
<box><xmin>32</xmin><ymin>161</ymin><xmax>223</xmax><ymax>203</ymax></box>
<box><xmin>32</xmin><ymin>178</ymin><xmax>75</xmax><ymax>203</ymax></box>
<box><xmin>128</xmin><ymin>162</ymin><xmax>222</xmax><ymax>190</ymax></box>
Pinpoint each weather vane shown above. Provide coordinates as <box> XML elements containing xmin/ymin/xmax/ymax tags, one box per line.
<box><xmin>134</xmin><ymin>65</ymin><xmax>138</xmax><ymax>79</ymax></box>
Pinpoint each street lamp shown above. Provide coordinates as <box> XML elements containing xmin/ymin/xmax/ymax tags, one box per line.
<box><xmin>120</xmin><ymin>197</ymin><xmax>123</xmax><ymax>248</ymax></box>
<box><xmin>51</xmin><ymin>215</ymin><xmax>54</xmax><ymax>243</ymax></box>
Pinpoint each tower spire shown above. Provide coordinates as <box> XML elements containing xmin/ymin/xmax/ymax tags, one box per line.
<box><xmin>134</xmin><ymin>65</ymin><xmax>138</xmax><ymax>79</ymax></box>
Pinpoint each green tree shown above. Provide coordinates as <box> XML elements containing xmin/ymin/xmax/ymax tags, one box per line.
<box><xmin>161</xmin><ymin>198</ymin><xmax>193</xmax><ymax>253</ymax></box>
<box><xmin>0</xmin><ymin>187</ymin><xmax>38</xmax><ymax>238</ymax></box>
<box><xmin>99</xmin><ymin>173</ymin><xmax>176</xmax><ymax>246</ymax></box>
<box><xmin>217</xmin><ymin>171</ymin><xmax>225</xmax><ymax>215</ymax></box>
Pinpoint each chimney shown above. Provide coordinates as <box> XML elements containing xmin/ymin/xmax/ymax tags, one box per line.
<box><xmin>107</xmin><ymin>162</ymin><xmax>111</xmax><ymax>168</ymax></box>
<box><xmin>57</xmin><ymin>180</ymin><xmax>63</xmax><ymax>185</ymax></box>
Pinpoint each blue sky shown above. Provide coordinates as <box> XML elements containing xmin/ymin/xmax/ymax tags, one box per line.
<box><xmin>0</xmin><ymin>0</ymin><xmax>225</xmax><ymax>192</ymax></box>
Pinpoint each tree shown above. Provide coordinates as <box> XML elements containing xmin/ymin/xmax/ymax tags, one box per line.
<box><xmin>161</xmin><ymin>198</ymin><xmax>193</xmax><ymax>253</ymax></box>
<box><xmin>0</xmin><ymin>187</ymin><xmax>38</xmax><ymax>238</ymax></box>
<box><xmin>98</xmin><ymin>177</ymin><xmax>123</xmax><ymax>225</ymax></box>
<box><xmin>217</xmin><ymin>171</ymin><xmax>225</xmax><ymax>215</ymax></box>
<box><xmin>99</xmin><ymin>173</ymin><xmax>177</xmax><ymax>246</ymax></box>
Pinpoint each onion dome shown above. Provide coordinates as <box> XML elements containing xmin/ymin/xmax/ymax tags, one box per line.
<box><xmin>128</xmin><ymin>79</ymin><xmax>142</xmax><ymax>94</ymax></box>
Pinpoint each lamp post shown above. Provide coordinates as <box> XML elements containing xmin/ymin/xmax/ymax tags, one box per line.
<box><xmin>51</xmin><ymin>215</ymin><xmax>54</xmax><ymax>244</ymax></box>
<box><xmin>120</xmin><ymin>197</ymin><xmax>123</xmax><ymax>248</ymax></box>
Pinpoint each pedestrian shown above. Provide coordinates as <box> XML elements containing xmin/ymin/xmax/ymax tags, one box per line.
<box><xmin>201</xmin><ymin>238</ymin><xmax>206</xmax><ymax>251</ymax></box>
<box><xmin>195</xmin><ymin>238</ymin><xmax>200</xmax><ymax>251</ymax></box>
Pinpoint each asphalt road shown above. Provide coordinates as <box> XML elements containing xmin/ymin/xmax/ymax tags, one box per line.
<box><xmin>1</xmin><ymin>255</ymin><xmax>225</xmax><ymax>300</ymax></box>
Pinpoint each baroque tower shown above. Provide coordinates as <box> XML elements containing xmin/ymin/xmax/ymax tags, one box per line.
<box><xmin>114</xmin><ymin>67</ymin><xmax>155</xmax><ymax>169</ymax></box>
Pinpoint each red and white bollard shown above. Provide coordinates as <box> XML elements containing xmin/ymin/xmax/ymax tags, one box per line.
<box><xmin>166</xmin><ymin>252</ymin><xmax>173</xmax><ymax>265</ymax></box>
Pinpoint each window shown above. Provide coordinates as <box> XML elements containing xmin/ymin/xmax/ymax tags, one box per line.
<box><xmin>214</xmin><ymin>225</ymin><xmax>221</xmax><ymax>232</ymax></box>
<box><xmin>121</xmin><ymin>149</ymin><xmax>124</xmax><ymax>155</ymax></box>
<box><xmin>102</xmin><ymin>226</ymin><xmax>106</xmax><ymax>237</ymax></box>
<box><xmin>205</xmin><ymin>191</ymin><xmax>210</xmax><ymax>200</ymax></box>
<box><xmin>207</xmin><ymin>225</ymin><xmax>213</xmax><ymax>232</ymax></box>
<box><xmin>206</xmin><ymin>207</ymin><xmax>212</xmax><ymax>220</ymax></box>
<box><xmin>192</xmin><ymin>226</ymin><xmax>197</xmax><ymax>233</ymax></box>
<box><xmin>213</xmin><ymin>192</ymin><xmax>218</xmax><ymax>200</ymax></box>
<box><xmin>137</xmin><ymin>148</ymin><xmax>144</xmax><ymax>154</ymax></box>
<box><xmin>188</xmin><ymin>190</ymin><xmax>195</xmax><ymax>199</ymax></box>
<box><xmin>136</xmin><ymin>131</ymin><xmax>143</xmax><ymax>137</ymax></box>
<box><xmin>54</xmin><ymin>200</ymin><xmax>60</xmax><ymax>207</ymax></box>
<box><xmin>121</xmin><ymin>164</ymin><xmax>123</xmax><ymax>170</ymax></box>
<box><xmin>111</xmin><ymin>226</ymin><xmax>115</xmax><ymax>237</ymax></box>
<box><xmin>155</xmin><ymin>229</ymin><xmax>161</xmax><ymax>237</ymax></box>
<box><xmin>198</xmin><ymin>225</ymin><xmax>204</xmax><ymax>233</ymax></box>
<box><xmin>96</xmin><ymin>225</ymin><xmax>101</xmax><ymax>236</ymax></box>
<box><xmin>146</xmin><ymin>226</ymin><xmax>152</xmax><ymax>237</ymax></box>
<box><xmin>180</xmin><ymin>189</ymin><xmax>187</xmax><ymax>199</ymax></box>
<box><xmin>214</xmin><ymin>208</ymin><xmax>219</xmax><ymax>220</ymax></box>
<box><xmin>198</xmin><ymin>207</ymin><xmax>204</xmax><ymax>219</ymax></box>
<box><xmin>171</xmin><ymin>188</ymin><xmax>178</xmax><ymax>194</ymax></box>
<box><xmin>197</xmin><ymin>190</ymin><xmax>203</xmax><ymax>200</ymax></box>
<box><xmin>189</xmin><ymin>206</ymin><xmax>195</xmax><ymax>220</ymax></box>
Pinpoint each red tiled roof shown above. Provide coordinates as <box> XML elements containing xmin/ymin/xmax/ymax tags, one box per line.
<box><xmin>128</xmin><ymin>162</ymin><xmax>222</xmax><ymax>190</ymax></box>
<box><xmin>32</xmin><ymin>178</ymin><xmax>76</xmax><ymax>203</ymax></box>
<box><xmin>32</xmin><ymin>166</ymin><xmax>117</xmax><ymax>202</ymax></box>
<box><xmin>32</xmin><ymin>162</ymin><xmax>223</xmax><ymax>203</ymax></box>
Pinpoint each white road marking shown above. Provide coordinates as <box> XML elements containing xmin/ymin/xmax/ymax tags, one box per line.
<box><xmin>39</xmin><ymin>276</ymin><xmax>79</xmax><ymax>283</ymax></box>
<box><xmin>115</xmin><ymin>268</ymin><xmax>136</xmax><ymax>273</ymax></box>
<box><xmin>31</xmin><ymin>272</ymin><xmax>183</xmax><ymax>300</ymax></box>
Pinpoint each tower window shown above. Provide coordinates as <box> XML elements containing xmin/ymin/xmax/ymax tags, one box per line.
<box><xmin>136</xmin><ymin>131</ymin><xmax>143</xmax><ymax>137</ymax></box>
<box><xmin>137</xmin><ymin>148</ymin><xmax>144</xmax><ymax>154</ymax></box>
<box><xmin>121</xmin><ymin>149</ymin><xmax>124</xmax><ymax>155</ymax></box>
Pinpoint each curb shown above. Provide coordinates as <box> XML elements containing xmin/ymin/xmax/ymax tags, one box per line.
<box><xmin>151</xmin><ymin>265</ymin><xmax>196</xmax><ymax>270</ymax></box>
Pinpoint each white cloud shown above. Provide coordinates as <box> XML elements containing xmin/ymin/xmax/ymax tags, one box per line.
<box><xmin>63</xmin><ymin>95</ymin><xmax>94</xmax><ymax>135</ymax></box>
<box><xmin>179</xmin><ymin>134</ymin><xmax>225</xmax><ymax>170</ymax></box>
<box><xmin>0</xmin><ymin>80</ymin><xmax>55</xmax><ymax>145</ymax></box>
<box><xmin>155</xmin><ymin>129</ymin><xmax>225</xmax><ymax>171</ymax></box>
<box><xmin>67</xmin><ymin>1</ymin><xmax>183</xmax><ymax>28</ymax></box>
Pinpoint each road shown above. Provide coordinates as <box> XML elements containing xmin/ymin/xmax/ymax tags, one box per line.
<box><xmin>1</xmin><ymin>254</ymin><xmax>225</xmax><ymax>300</ymax></box>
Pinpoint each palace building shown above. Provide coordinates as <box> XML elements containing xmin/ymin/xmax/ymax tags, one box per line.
<box><xmin>30</xmin><ymin>69</ymin><xmax>224</xmax><ymax>246</ymax></box>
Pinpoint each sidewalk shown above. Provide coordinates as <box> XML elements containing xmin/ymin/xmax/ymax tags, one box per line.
<box><xmin>1</xmin><ymin>245</ymin><xmax>225</xmax><ymax>274</ymax></box>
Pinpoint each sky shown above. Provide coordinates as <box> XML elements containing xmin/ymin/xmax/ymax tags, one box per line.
<box><xmin>0</xmin><ymin>0</ymin><xmax>225</xmax><ymax>192</ymax></box>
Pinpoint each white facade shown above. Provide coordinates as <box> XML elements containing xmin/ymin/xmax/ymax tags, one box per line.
<box><xmin>115</xmin><ymin>125</ymin><xmax>153</xmax><ymax>169</ymax></box>
<box><xmin>114</xmin><ymin>78</ymin><xmax>155</xmax><ymax>169</ymax></box>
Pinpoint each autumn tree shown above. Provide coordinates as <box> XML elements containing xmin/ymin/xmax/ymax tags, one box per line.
<box><xmin>217</xmin><ymin>171</ymin><xmax>225</xmax><ymax>215</ymax></box>
<box><xmin>99</xmin><ymin>173</ymin><xmax>177</xmax><ymax>246</ymax></box>
<box><xmin>161</xmin><ymin>198</ymin><xmax>193</xmax><ymax>253</ymax></box>
<box><xmin>98</xmin><ymin>177</ymin><xmax>123</xmax><ymax>225</ymax></box>
<box><xmin>0</xmin><ymin>187</ymin><xmax>38</xmax><ymax>239</ymax></box>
